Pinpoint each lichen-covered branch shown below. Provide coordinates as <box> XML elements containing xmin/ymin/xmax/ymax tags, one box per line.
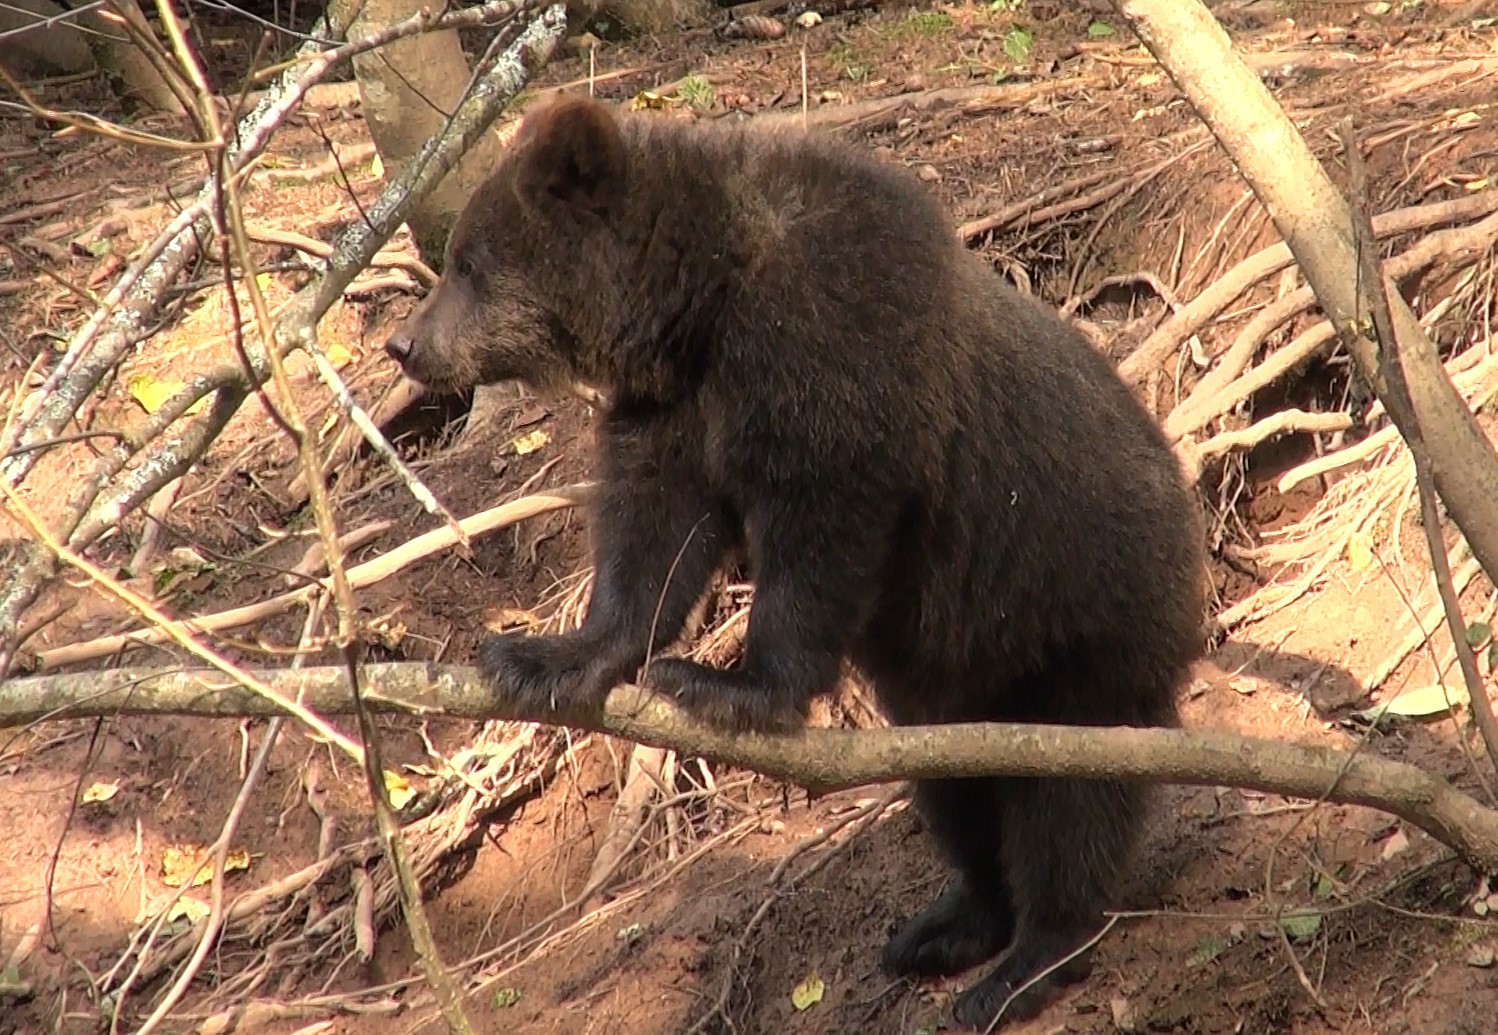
<box><xmin>0</xmin><ymin>5</ymin><xmax>569</xmax><ymax>672</ymax></box>
<box><xmin>277</xmin><ymin>2</ymin><xmax>568</xmax><ymax>343</ymax></box>
<box><xmin>0</xmin><ymin>0</ymin><xmax>550</xmax><ymax>483</ymax></box>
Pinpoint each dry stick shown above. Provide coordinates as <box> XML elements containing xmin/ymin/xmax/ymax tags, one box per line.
<box><xmin>127</xmin><ymin>476</ymin><xmax>184</xmax><ymax>576</ymax></box>
<box><xmin>285</xmin><ymin>375</ymin><xmax>425</xmax><ymax>506</ymax></box>
<box><xmin>0</xmin><ymin>1</ymin><xmax>570</xmax><ymax>673</ymax></box>
<box><xmin>245</xmin><ymin>224</ymin><xmax>437</xmax><ymax>285</ymax></box>
<box><xmin>0</xmin><ymin>0</ymin><xmax>543</xmax><ymax>481</ymax></box>
<box><xmin>1340</xmin><ymin>118</ymin><xmax>1498</xmax><ymax>782</ymax></box>
<box><xmin>957</xmin><ymin>167</ymin><xmax>1120</xmax><ymax>241</ymax></box>
<box><xmin>1167</xmin><ymin>206</ymin><xmax>1498</xmax><ymax>441</ymax></box>
<box><xmin>1279</xmin><ymin>349</ymin><xmax>1498</xmax><ymax>494</ymax></box>
<box><xmin>759</xmin><ymin>78</ymin><xmax>1099</xmax><ymax>131</ymax></box>
<box><xmin>581</xmin><ymin>744</ymin><xmax>673</xmax><ymax>908</ymax></box>
<box><xmin>0</xmin><ymin>483</ymin><xmax>364</xmax><ymax>759</ymax></box>
<box><xmin>9</xmin><ymin>666</ymin><xmax>1498</xmax><ymax>871</ymax></box>
<box><xmin>1118</xmin><ymin>190</ymin><xmax>1498</xmax><ymax>387</ymax></box>
<box><xmin>263</xmin><ymin>141</ymin><xmax>381</xmax><ymax>184</ymax></box>
<box><xmin>26</xmin><ymin>485</ymin><xmax>589</xmax><ymax>672</ymax></box>
<box><xmin>1182</xmin><ymin>409</ymin><xmax>1352</xmax><ymax>482</ymax></box>
<box><xmin>305</xmin><ymin>346</ymin><xmax>470</xmax><ymax>550</ymax></box>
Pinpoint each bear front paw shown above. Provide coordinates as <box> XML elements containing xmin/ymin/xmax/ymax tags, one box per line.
<box><xmin>644</xmin><ymin>658</ymin><xmax>805</xmax><ymax>733</ymax></box>
<box><xmin>477</xmin><ymin>631</ymin><xmax>605</xmax><ymax>716</ymax></box>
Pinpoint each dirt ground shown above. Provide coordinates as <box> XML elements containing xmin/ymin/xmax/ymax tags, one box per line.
<box><xmin>4</xmin><ymin>1</ymin><xmax>1498</xmax><ymax>1033</ymax></box>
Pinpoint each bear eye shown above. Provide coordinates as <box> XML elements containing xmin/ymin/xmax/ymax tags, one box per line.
<box><xmin>454</xmin><ymin>255</ymin><xmax>476</xmax><ymax>280</ymax></box>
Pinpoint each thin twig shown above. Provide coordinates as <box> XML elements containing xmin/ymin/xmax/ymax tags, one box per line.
<box><xmin>1340</xmin><ymin>118</ymin><xmax>1498</xmax><ymax>785</ymax></box>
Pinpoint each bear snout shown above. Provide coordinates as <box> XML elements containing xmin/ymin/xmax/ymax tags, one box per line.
<box><xmin>384</xmin><ymin>332</ymin><xmax>415</xmax><ymax>366</ymax></box>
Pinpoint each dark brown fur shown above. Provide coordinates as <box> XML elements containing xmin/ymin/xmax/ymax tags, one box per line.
<box><xmin>385</xmin><ymin>94</ymin><xmax>1206</xmax><ymax>1030</ymax></box>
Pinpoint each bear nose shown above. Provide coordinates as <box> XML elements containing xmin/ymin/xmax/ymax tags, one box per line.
<box><xmin>385</xmin><ymin>333</ymin><xmax>413</xmax><ymax>364</ymax></box>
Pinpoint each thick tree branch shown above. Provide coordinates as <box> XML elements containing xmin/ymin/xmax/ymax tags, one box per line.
<box><xmin>6</xmin><ymin>664</ymin><xmax>1498</xmax><ymax>872</ymax></box>
<box><xmin>1111</xmin><ymin>0</ymin><xmax>1498</xmax><ymax>586</ymax></box>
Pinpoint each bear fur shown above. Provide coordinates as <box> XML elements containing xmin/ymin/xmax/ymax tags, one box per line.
<box><xmin>385</xmin><ymin>93</ymin><xmax>1206</xmax><ymax>1029</ymax></box>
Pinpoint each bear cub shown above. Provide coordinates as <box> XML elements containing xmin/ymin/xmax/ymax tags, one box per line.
<box><xmin>385</xmin><ymin>94</ymin><xmax>1206</xmax><ymax>1030</ymax></box>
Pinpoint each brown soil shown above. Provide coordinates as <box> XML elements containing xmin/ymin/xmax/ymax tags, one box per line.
<box><xmin>4</xmin><ymin>2</ymin><xmax>1498</xmax><ymax>1033</ymax></box>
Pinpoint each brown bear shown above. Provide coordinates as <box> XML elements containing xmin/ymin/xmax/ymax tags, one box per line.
<box><xmin>385</xmin><ymin>93</ymin><xmax>1206</xmax><ymax>1030</ymax></box>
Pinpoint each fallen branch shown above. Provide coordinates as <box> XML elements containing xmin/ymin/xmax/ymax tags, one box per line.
<box><xmin>7</xmin><ymin>664</ymin><xmax>1498</xmax><ymax>871</ymax></box>
<box><xmin>758</xmin><ymin>78</ymin><xmax>1099</xmax><ymax>131</ymax></box>
<box><xmin>23</xmin><ymin>485</ymin><xmax>591</xmax><ymax>672</ymax></box>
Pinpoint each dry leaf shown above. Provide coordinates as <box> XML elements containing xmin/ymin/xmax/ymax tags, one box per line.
<box><xmin>790</xmin><ymin>972</ymin><xmax>824</xmax><ymax>1011</ymax></box>
<box><xmin>325</xmin><ymin>342</ymin><xmax>354</xmax><ymax>369</ymax></box>
<box><xmin>166</xmin><ymin>896</ymin><xmax>210</xmax><ymax>923</ymax></box>
<box><xmin>511</xmin><ymin>429</ymin><xmax>550</xmax><ymax>455</ymax></box>
<box><xmin>383</xmin><ymin>770</ymin><xmax>416</xmax><ymax>810</ymax></box>
<box><xmin>128</xmin><ymin>374</ymin><xmax>204</xmax><ymax>416</ymax></box>
<box><xmin>81</xmin><ymin>781</ymin><xmax>120</xmax><ymax>804</ymax></box>
<box><xmin>160</xmin><ymin>844</ymin><xmax>250</xmax><ymax>888</ymax></box>
<box><xmin>1345</xmin><ymin>529</ymin><xmax>1374</xmax><ymax>572</ymax></box>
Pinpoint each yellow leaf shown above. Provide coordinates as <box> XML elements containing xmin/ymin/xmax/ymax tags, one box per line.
<box><xmin>81</xmin><ymin>780</ymin><xmax>120</xmax><ymax>803</ymax></box>
<box><xmin>1137</xmin><ymin>72</ymin><xmax>1162</xmax><ymax>86</ymax></box>
<box><xmin>167</xmin><ymin>896</ymin><xmax>210</xmax><ymax>923</ymax></box>
<box><xmin>1345</xmin><ymin>529</ymin><xmax>1374</xmax><ymax>572</ymax></box>
<box><xmin>254</xmin><ymin>272</ymin><xmax>273</xmax><ymax>293</ymax></box>
<box><xmin>371</xmin><ymin>153</ymin><xmax>384</xmax><ymax>178</ymax></box>
<box><xmin>325</xmin><ymin>342</ymin><xmax>354</xmax><ymax>369</ymax></box>
<box><xmin>128</xmin><ymin>374</ymin><xmax>205</xmax><ymax>417</ymax></box>
<box><xmin>383</xmin><ymin>770</ymin><xmax>416</xmax><ymax>810</ymax></box>
<box><xmin>129</xmin><ymin>374</ymin><xmax>181</xmax><ymax>414</ymax></box>
<box><xmin>790</xmin><ymin>972</ymin><xmax>824</xmax><ymax>1011</ymax></box>
<box><xmin>160</xmin><ymin>843</ymin><xmax>211</xmax><ymax>887</ymax></box>
<box><xmin>1466</xmin><ymin>178</ymin><xmax>1490</xmax><ymax>192</ymax></box>
<box><xmin>511</xmin><ymin>429</ymin><xmax>550</xmax><ymax>455</ymax></box>
<box><xmin>160</xmin><ymin>844</ymin><xmax>250</xmax><ymax>888</ymax></box>
<box><xmin>631</xmin><ymin>90</ymin><xmax>668</xmax><ymax>111</ymax></box>
<box><xmin>1453</xmin><ymin>110</ymin><xmax>1482</xmax><ymax>126</ymax></box>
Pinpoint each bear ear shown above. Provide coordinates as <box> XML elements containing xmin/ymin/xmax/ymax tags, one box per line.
<box><xmin>513</xmin><ymin>94</ymin><xmax>628</xmax><ymax>219</ymax></box>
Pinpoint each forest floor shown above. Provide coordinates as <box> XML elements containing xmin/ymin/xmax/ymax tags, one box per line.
<box><xmin>4</xmin><ymin>1</ymin><xmax>1498</xmax><ymax>1033</ymax></box>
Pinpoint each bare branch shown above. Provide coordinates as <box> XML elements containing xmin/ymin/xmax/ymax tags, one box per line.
<box><xmin>6</xmin><ymin>665</ymin><xmax>1498</xmax><ymax>871</ymax></box>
